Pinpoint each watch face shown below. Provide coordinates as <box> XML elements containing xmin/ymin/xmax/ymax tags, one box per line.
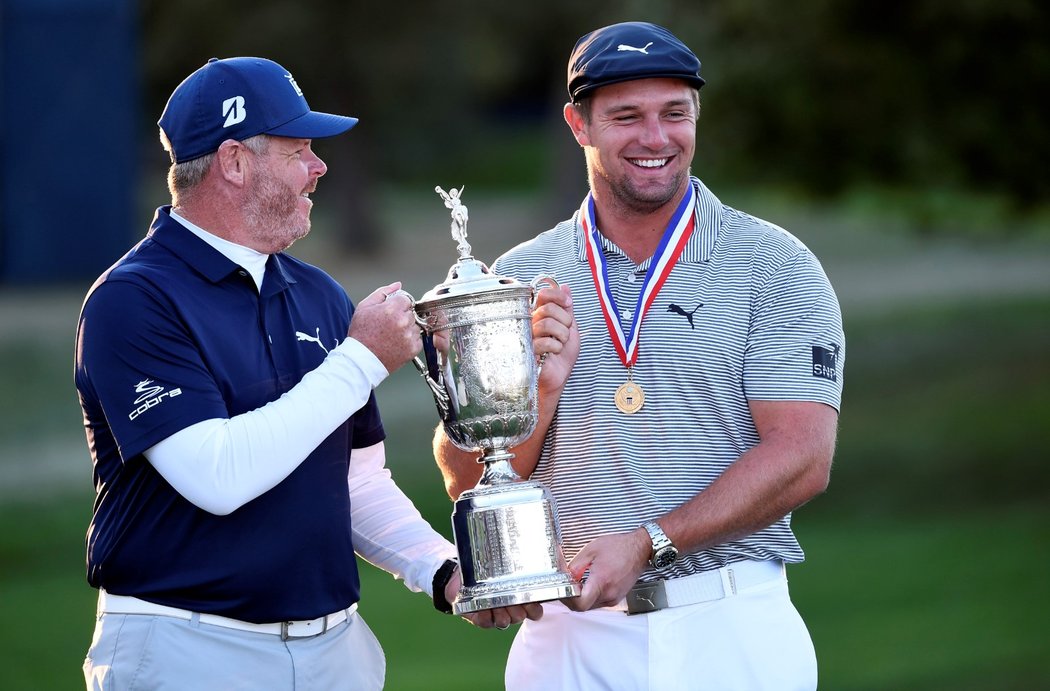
<box><xmin>652</xmin><ymin>547</ymin><xmax>678</xmax><ymax>569</ymax></box>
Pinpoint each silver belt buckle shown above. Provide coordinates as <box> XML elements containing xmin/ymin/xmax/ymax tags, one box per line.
<box><xmin>281</xmin><ymin>615</ymin><xmax>329</xmax><ymax>641</ymax></box>
<box><xmin>626</xmin><ymin>580</ymin><xmax>668</xmax><ymax>615</ymax></box>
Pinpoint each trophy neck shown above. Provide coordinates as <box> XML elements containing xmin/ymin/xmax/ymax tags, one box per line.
<box><xmin>478</xmin><ymin>455</ymin><xmax>522</xmax><ymax>486</ymax></box>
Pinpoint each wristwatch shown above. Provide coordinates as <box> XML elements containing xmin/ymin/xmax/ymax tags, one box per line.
<box><xmin>432</xmin><ymin>558</ymin><xmax>459</xmax><ymax>614</ymax></box>
<box><xmin>642</xmin><ymin>521</ymin><xmax>679</xmax><ymax>569</ymax></box>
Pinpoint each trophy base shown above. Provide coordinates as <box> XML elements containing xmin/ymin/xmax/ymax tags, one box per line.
<box><xmin>451</xmin><ymin>473</ymin><xmax>581</xmax><ymax>616</ymax></box>
<box><xmin>453</xmin><ymin>575</ymin><xmax>582</xmax><ymax>615</ymax></box>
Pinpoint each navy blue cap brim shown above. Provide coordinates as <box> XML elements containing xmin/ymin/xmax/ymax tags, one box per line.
<box><xmin>265</xmin><ymin>110</ymin><xmax>358</xmax><ymax>140</ymax></box>
<box><xmin>572</xmin><ymin>73</ymin><xmax>705</xmax><ymax>101</ymax></box>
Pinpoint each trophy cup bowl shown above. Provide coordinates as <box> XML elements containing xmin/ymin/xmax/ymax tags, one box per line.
<box><xmin>411</xmin><ymin>187</ymin><xmax>581</xmax><ymax>615</ymax></box>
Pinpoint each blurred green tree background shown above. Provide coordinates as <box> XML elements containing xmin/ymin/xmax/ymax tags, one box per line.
<box><xmin>135</xmin><ymin>0</ymin><xmax>1050</xmax><ymax>246</ymax></box>
<box><xmin>1</xmin><ymin>1</ymin><xmax>1048</xmax><ymax>689</ymax></box>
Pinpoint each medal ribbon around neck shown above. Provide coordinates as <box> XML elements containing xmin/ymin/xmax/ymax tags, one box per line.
<box><xmin>581</xmin><ymin>182</ymin><xmax>697</xmax><ymax>369</ymax></box>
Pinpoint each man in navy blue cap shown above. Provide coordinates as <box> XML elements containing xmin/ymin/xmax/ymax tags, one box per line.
<box><xmin>77</xmin><ymin>57</ymin><xmax>538</xmax><ymax>691</ymax></box>
<box><xmin>435</xmin><ymin>22</ymin><xmax>843</xmax><ymax>689</ymax></box>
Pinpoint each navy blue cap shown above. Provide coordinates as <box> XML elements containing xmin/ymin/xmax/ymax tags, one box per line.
<box><xmin>567</xmin><ymin>22</ymin><xmax>705</xmax><ymax>101</ymax></box>
<box><xmin>158</xmin><ymin>57</ymin><xmax>358</xmax><ymax>163</ymax></box>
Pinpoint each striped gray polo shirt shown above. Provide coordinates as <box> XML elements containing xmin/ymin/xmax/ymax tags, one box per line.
<box><xmin>491</xmin><ymin>177</ymin><xmax>844</xmax><ymax>579</ymax></box>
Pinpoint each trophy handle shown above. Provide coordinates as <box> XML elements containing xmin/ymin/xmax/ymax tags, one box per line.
<box><xmin>530</xmin><ymin>274</ymin><xmax>559</xmax><ymax>300</ymax></box>
<box><xmin>406</xmin><ymin>290</ymin><xmax>453</xmax><ymax>418</ymax></box>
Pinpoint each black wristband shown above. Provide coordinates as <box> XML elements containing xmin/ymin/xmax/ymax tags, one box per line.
<box><xmin>432</xmin><ymin>558</ymin><xmax>458</xmax><ymax>614</ymax></box>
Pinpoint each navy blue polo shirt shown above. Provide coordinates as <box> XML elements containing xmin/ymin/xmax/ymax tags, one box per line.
<box><xmin>74</xmin><ymin>206</ymin><xmax>384</xmax><ymax>622</ymax></box>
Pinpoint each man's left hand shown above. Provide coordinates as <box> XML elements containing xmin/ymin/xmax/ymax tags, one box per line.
<box><xmin>445</xmin><ymin>568</ymin><xmax>543</xmax><ymax>629</ymax></box>
<box><xmin>562</xmin><ymin>529</ymin><xmax>651</xmax><ymax>611</ymax></box>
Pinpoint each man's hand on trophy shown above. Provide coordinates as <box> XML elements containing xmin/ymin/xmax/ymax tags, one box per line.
<box><xmin>532</xmin><ymin>283</ymin><xmax>578</xmax><ymax>393</ymax></box>
<box><xmin>348</xmin><ymin>281</ymin><xmax>422</xmax><ymax>373</ymax></box>
<box><xmin>445</xmin><ymin>569</ymin><xmax>544</xmax><ymax>629</ymax></box>
<box><xmin>562</xmin><ymin>530</ymin><xmax>650</xmax><ymax>612</ymax></box>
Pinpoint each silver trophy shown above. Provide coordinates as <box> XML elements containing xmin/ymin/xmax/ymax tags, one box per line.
<box><xmin>411</xmin><ymin>186</ymin><xmax>581</xmax><ymax>615</ymax></box>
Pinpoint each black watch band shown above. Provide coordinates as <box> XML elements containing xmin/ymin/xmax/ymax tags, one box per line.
<box><xmin>432</xmin><ymin>558</ymin><xmax>459</xmax><ymax>614</ymax></box>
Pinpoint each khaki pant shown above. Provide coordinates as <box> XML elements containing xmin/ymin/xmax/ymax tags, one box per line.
<box><xmin>84</xmin><ymin>609</ymin><xmax>385</xmax><ymax>690</ymax></box>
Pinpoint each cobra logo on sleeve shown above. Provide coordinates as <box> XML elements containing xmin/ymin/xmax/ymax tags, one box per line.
<box><xmin>128</xmin><ymin>379</ymin><xmax>183</xmax><ymax>421</ymax></box>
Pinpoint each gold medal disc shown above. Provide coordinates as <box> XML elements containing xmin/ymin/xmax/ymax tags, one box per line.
<box><xmin>615</xmin><ymin>380</ymin><xmax>645</xmax><ymax>414</ymax></box>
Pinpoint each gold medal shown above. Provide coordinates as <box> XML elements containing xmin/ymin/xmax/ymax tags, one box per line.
<box><xmin>582</xmin><ymin>185</ymin><xmax>695</xmax><ymax>417</ymax></box>
<box><xmin>615</xmin><ymin>379</ymin><xmax>645</xmax><ymax>414</ymax></box>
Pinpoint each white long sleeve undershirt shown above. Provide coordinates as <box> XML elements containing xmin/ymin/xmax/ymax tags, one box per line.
<box><xmin>347</xmin><ymin>442</ymin><xmax>457</xmax><ymax>595</ymax></box>
<box><xmin>145</xmin><ymin>337</ymin><xmax>386</xmax><ymax>515</ymax></box>
<box><xmin>144</xmin><ymin>340</ymin><xmax>455</xmax><ymax>594</ymax></box>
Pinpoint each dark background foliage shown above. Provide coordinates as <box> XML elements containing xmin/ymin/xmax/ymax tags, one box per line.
<box><xmin>139</xmin><ymin>0</ymin><xmax>1050</xmax><ymax>207</ymax></box>
<box><xmin>4</xmin><ymin>0</ymin><xmax>1047</xmax><ymax>282</ymax></box>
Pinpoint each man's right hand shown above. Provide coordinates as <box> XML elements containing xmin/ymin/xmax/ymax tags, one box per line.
<box><xmin>532</xmin><ymin>283</ymin><xmax>578</xmax><ymax>395</ymax></box>
<box><xmin>348</xmin><ymin>281</ymin><xmax>422</xmax><ymax>373</ymax></box>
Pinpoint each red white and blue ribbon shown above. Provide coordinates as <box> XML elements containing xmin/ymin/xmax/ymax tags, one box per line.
<box><xmin>581</xmin><ymin>183</ymin><xmax>697</xmax><ymax>369</ymax></box>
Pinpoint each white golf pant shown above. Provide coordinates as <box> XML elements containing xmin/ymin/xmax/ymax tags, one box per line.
<box><xmin>506</xmin><ymin>565</ymin><xmax>817</xmax><ymax>690</ymax></box>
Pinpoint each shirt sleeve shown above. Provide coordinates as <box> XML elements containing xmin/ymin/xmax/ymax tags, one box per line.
<box><xmin>145</xmin><ymin>338</ymin><xmax>389</xmax><ymax>514</ymax></box>
<box><xmin>77</xmin><ymin>278</ymin><xmax>229</xmax><ymax>461</ymax></box>
<box><xmin>743</xmin><ymin>245</ymin><xmax>845</xmax><ymax>411</ymax></box>
<box><xmin>347</xmin><ymin>442</ymin><xmax>457</xmax><ymax>596</ymax></box>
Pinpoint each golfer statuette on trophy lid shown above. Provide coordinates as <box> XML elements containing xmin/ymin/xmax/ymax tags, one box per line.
<box><xmin>410</xmin><ymin>186</ymin><xmax>581</xmax><ymax>615</ymax></box>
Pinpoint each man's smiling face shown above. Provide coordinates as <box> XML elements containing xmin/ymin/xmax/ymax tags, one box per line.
<box><xmin>573</xmin><ymin>78</ymin><xmax>698</xmax><ymax>215</ymax></box>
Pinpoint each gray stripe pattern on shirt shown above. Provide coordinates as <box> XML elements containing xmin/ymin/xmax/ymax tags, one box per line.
<box><xmin>491</xmin><ymin>178</ymin><xmax>845</xmax><ymax>578</ymax></box>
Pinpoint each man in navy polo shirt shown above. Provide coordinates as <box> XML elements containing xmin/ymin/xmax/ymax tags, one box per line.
<box><xmin>76</xmin><ymin>57</ymin><xmax>539</xmax><ymax>691</ymax></box>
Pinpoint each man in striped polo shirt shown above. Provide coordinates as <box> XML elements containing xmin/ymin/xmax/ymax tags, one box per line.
<box><xmin>435</xmin><ymin>21</ymin><xmax>844</xmax><ymax>690</ymax></box>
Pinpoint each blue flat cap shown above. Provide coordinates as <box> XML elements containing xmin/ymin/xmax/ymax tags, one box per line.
<box><xmin>567</xmin><ymin>22</ymin><xmax>705</xmax><ymax>101</ymax></box>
